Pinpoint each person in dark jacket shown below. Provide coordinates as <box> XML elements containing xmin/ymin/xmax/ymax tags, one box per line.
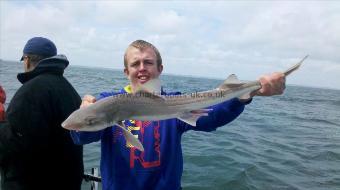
<box><xmin>0</xmin><ymin>85</ymin><xmax>5</xmax><ymax>121</ymax></box>
<box><xmin>0</xmin><ymin>37</ymin><xmax>83</xmax><ymax>190</ymax></box>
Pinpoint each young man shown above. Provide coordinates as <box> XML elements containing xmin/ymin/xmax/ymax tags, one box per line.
<box><xmin>0</xmin><ymin>37</ymin><xmax>84</xmax><ymax>190</ymax></box>
<box><xmin>72</xmin><ymin>40</ymin><xmax>286</xmax><ymax>190</ymax></box>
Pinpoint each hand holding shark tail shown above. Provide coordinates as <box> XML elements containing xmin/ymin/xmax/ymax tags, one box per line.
<box><xmin>247</xmin><ymin>55</ymin><xmax>308</xmax><ymax>98</ymax></box>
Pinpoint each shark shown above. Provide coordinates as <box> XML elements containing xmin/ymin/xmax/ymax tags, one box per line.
<box><xmin>62</xmin><ymin>55</ymin><xmax>308</xmax><ymax>151</ymax></box>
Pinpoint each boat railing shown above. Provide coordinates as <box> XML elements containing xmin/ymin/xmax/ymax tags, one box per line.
<box><xmin>83</xmin><ymin>167</ymin><xmax>101</xmax><ymax>190</ymax></box>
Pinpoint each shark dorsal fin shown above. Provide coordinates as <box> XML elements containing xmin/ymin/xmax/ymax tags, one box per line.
<box><xmin>217</xmin><ymin>74</ymin><xmax>244</xmax><ymax>90</ymax></box>
<box><xmin>133</xmin><ymin>78</ymin><xmax>164</xmax><ymax>101</ymax></box>
<box><xmin>226</xmin><ymin>74</ymin><xmax>240</xmax><ymax>83</ymax></box>
<box><xmin>134</xmin><ymin>78</ymin><xmax>161</xmax><ymax>95</ymax></box>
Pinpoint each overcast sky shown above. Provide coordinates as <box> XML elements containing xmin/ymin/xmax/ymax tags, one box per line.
<box><xmin>1</xmin><ymin>1</ymin><xmax>339</xmax><ymax>89</ymax></box>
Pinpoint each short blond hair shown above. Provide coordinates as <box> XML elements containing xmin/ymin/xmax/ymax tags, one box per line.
<box><xmin>124</xmin><ymin>40</ymin><xmax>162</xmax><ymax>68</ymax></box>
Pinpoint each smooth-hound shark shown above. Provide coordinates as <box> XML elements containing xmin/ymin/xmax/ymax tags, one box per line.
<box><xmin>62</xmin><ymin>55</ymin><xmax>308</xmax><ymax>151</ymax></box>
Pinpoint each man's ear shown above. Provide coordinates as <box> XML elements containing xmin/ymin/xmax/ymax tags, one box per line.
<box><xmin>158</xmin><ymin>64</ymin><xmax>163</xmax><ymax>73</ymax></box>
<box><xmin>24</xmin><ymin>59</ymin><xmax>30</xmax><ymax>71</ymax></box>
<box><xmin>27</xmin><ymin>60</ymin><xmax>32</xmax><ymax>68</ymax></box>
<box><xmin>124</xmin><ymin>68</ymin><xmax>129</xmax><ymax>78</ymax></box>
<box><xmin>26</xmin><ymin>60</ymin><xmax>36</xmax><ymax>72</ymax></box>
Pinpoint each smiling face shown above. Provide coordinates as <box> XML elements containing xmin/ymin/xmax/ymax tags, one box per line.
<box><xmin>124</xmin><ymin>46</ymin><xmax>163</xmax><ymax>93</ymax></box>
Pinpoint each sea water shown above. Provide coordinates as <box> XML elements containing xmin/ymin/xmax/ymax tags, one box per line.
<box><xmin>1</xmin><ymin>60</ymin><xmax>339</xmax><ymax>190</ymax></box>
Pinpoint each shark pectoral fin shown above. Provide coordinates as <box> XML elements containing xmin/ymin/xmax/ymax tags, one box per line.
<box><xmin>116</xmin><ymin>121</ymin><xmax>144</xmax><ymax>152</ymax></box>
<box><xmin>177</xmin><ymin>109</ymin><xmax>212</xmax><ymax>127</ymax></box>
<box><xmin>217</xmin><ymin>74</ymin><xmax>245</xmax><ymax>90</ymax></box>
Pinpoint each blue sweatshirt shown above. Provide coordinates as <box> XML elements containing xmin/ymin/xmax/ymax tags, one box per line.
<box><xmin>71</xmin><ymin>85</ymin><xmax>248</xmax><ymax>190</ymax></box>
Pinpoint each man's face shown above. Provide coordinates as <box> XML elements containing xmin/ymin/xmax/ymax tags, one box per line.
<box><xmin>124</xmin><ymin>47</ymin><xmax>163</xmax><ymax>92</ymax></box>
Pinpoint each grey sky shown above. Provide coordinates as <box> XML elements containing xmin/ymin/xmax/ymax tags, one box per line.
<box><xmin>1</xmin><ymin>1</ymin><xmax>339</xmax><ymax>89</ymax></box>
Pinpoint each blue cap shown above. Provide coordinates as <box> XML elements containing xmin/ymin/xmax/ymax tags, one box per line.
<box><xmin>20</xmin><ymin>37</ymin><xmax>57</xmax><ymax>61</ymax></box>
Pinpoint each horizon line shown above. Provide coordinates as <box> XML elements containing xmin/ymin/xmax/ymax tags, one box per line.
<box><xmin>1</xmin><ymin>58</ymin><xmax>339</xmax><ymax>91</ymax></box>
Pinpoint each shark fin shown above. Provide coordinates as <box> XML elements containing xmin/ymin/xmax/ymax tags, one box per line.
<box><xmin>177</xmin><ymin>109</ymin><xmax>212</xmax><ymax>126</ymax></box>
<box><xmin>217</xmin><ymin>74</ymin><xmax>244</xmax><ymax>90</ymax></box>
<box><xmin>116</xmin><ymin>121</ymin><xmax>144</xmax><ymax>152</ymax></box>
<box><xmin>133</xmin><ymin>78</ymin><xmax>165</xmax><ymax>101</ymax></box>
<box><xmin>226</xmin><ymin>74</ymin><xmax>240</xmax><ymax>83</ymax></box>
<box><xmin>283</xmin><ymin>55</ymin><xmax>308</xmax><ymax>76</ymax></box>
<box><xmin>134</xmin><ymin>78</ymin><xmax>161</xmax><ymax>94</ymax></box>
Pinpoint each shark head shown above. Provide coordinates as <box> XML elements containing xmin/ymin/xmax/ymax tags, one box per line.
<box><xmin>62</xmin><ymin>105</ymin><xmax>114</xmax><ymax>131</ymax></box>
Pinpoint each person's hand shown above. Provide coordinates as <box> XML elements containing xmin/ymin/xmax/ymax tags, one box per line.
<box><xmin>255</xmin><ymin>72</ymin><xmax>286</xmax><ymax>96</ymax></box>
<box><xmin>80</xmin><ymin>95</ymin><xmax>96</xmax><ymax>108</ymax></box>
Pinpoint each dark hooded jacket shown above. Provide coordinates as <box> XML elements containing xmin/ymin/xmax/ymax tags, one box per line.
<box><xmin>0</xmin><ymin>55</ymin><xmax>83</xmax><ymax>190</ymax></box>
